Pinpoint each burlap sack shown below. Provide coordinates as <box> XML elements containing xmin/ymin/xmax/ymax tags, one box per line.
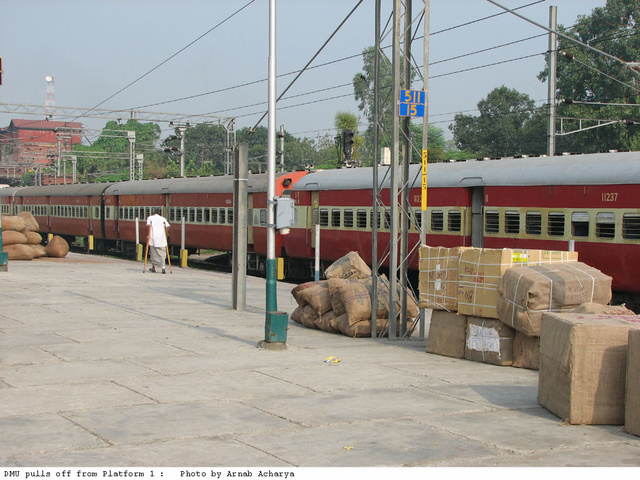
<box><xmin>3</xmin><ymin>244</ymin><xmax>35</xmax><ymax>260</ymax></box>
<box><xmin>26</xmin><ymin>231</ymin><xmax>43</xmax><ymax>245</ymax></box>
<box><xmin>290</xmin><ymin>305</ymin><xmax>303</xmax><ymax>324</ymax></box>
<box><xmin>44</xmin><ymin>235</ymin><xmax>70</xmax><ymax>258</ymax></box>
<box><xmin>299</xmin><ymin>305</ymin><xmax>319</xmax><ymax>329</ymax></box>
<box><xmin>18</xmin><ymin>211</ymin><xmax>39</xmax><ymax>231</ymax></box>
<box><xmin>1</xmin><ymin>215</ymin><xmax>26</xmax><ymax>232</ymax></box>
<box><xmin>512</xmin><ymin>331</ymin><xmax>540</xmax><ymax>370</ymax></box>
<box><xmin>314</xmin><ymin>310</ymin><xmax>340</xmax><ymax>333</ymax></box>
<box><xmin>324</xmin><ymin>251</ymin><xmax>371</xmax><ymax>280</ymax></box>
<box><xmin>497</xmin><ymin>262</ymin><xmax>612</xmax><ymax>336</ymax></box>
<box><xmin>2</xmin><ymin>230</ymin><xmax>28</xmax><ymax>246</ymax></box>
<box><xmin>291</xmin><ymin>281</ymin><xmax>316</xmax><ymax>306</ymax></box>
<box><xmin>337</xmin><ymin>276</ymin><xmax>391</xmax><ymax>325</ymax></box>
<box><xmin>328</xmin><ymin>278</ymin><xmax>348</xmax><ymax>316</ymax></box>
<box><xmin>296</xmin><ymin>281</ymin><xmax>332</xmax><ymax>316</ymax></box>
<box><xmin>29</xmin><ymin>244</ymin><xmax>47</xmax><ymax>258</ymax></box>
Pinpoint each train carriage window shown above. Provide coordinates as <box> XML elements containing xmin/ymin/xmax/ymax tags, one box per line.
<box><xmin>448</xmin><ymin>210</ymin><xmax>461</xmax><ymax>232</ymax></box>
<box><xmin>204</xmin><ymin>208</ymin><xmax>210</xmax><ymax>223</ymax></box>
<box><xmin>356</xmin><ymin>209</ymin><xmax>367</xmax><ymax>229</ymax></box>
<box><xmin>505</xmin><ymin>211</ymin><xmax>520</xmax><ymax>234</ymax></box>
<box><xmin>485</xmin><ymin>211</ymin><xmax>499</xmax><ymax>233</ymax></box>
<box><xmin>414</xmin><ymin>209</ymin><xmax>422</xmax><ymax>231</ymax></box>
<box><xmin>94</xmin><ymin>207</ymin><xmax>100</xmax><ymax>219</ymax></box>
<box><xmin>196</xmin><ymin>207</ymin><xmax>203</xmax><ymax>223</ymax></box>
<box><xmin>319</xmin><ymin>209</ymin><xmax>329</xmax><ymax>227</ymax></box>
<box><xmin>260</xmin><ymin>209</ymin><xmax>267</xmax><ymax>227</ymax></box>
<box><xmin>145</xmin><ymin>207</ymin><xmax>151</xmax><ymax>218</ymax></box>
<box><xmin>384</xmin><ymin>211</ymin><xmax>392</xmax><ymax>230</ymax></box>
<box><xmin>623</xmin><ymin>214</ymin><xmax>640</xmax><ymax>240</ymax></box>
<box><xmin>227</xmin><ymin>208</ymin><xmax>234</xmax><ymax>224</ymax></box>
<box><xmin>189</xmin><ymin>208</ymin><xmax>196</xmax><ymax>223</ymax></box>
<box><xmin>431</xmin><ymin>210</ymin><xmax>444</xmax><ymax>231</ymax></box>
<box><xmin>571</xmin><ymin>212</ymin><xmax>589</xmax><ymax>237</ymax></box>
<box><xmin>596</xmin><ymin>212</ymin><xmax>615</xmax><ymax>239</ymax></box>
<box><xmin>344</xmin><ymin>209</ymin><xmax>354</xmax><ymax>228</ymax></box>
<box><xmin>219</xmin><ymin>208</ymin><xmax>226</xmax><ymax>224</ymax></box>
<box><xmin>169</xmin><ymin>207</ymin><xmax>176</xmax><ymax>222</ymax></box>
<box><xmin>548</xmin><ymin>212</ymin><xmax>565</xmax><ymax>237</ymax></box>
<box><xmin>212</xmin><ymin>208</ymin><xmax>218</xmax><ymax>224</ymax></box>
<box><xmin>331</xmin><ymin>209</ymin><xmax>341</xmax><ymax>228</ymax></box>
<box><xmin>526</xmin><ymin>212</ymin><xmax>542</xmax><ymax>235</ymax></box>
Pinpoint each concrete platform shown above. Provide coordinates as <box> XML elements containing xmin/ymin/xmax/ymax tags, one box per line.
<box><xmin>1</xmin><ymin>253</ymin><xmax>639</xmax><ymax>469</ymax></box>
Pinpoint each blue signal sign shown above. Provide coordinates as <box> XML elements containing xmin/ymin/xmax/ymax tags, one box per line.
<box><xmin>400</xmin><ymin>89</ymin><xmax>425</xmax><ymax>117</ymax></box>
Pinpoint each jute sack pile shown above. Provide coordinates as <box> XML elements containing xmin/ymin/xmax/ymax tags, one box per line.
<box><xmin>1</xmin><ymin>213</ymin><xmax>69</xmax><ymax>259</ymax></box>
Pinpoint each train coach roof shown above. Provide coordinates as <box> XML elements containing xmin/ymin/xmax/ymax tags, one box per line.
<box><xmin>104</xmin><ymin>173</ymin><xmax>273</xmax><ymax>195</ymax></box>
<box><xmin>2</xmin><ymin>183</ymin><xmax>114</xmax><ymax>197</ymax></box>
<box><xmin>292</xmin><ymin>151</ymin><xmax>640</xmax><ymax>190</ymax></box>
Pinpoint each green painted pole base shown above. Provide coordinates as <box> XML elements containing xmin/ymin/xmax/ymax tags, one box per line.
<box><xmin>263</xmin><ymin>311</ymin><xmax>288</xmax><ymax>345</ymax></box>
<box><xmin>0</xmin><ymin>251</ymin><xmax>8</xmax><ymax>272</ymax></box>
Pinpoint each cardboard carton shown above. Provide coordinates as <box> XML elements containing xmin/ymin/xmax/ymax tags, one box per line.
<box><xmin>426</xmin><ymin>310</ymin><xmax>468</xmax><ymax>359</ymax></box>
<box><xmin>419</xmin><ymin>246</ymin><xmax>470</xmax><ymax>311</ymax></box>
<box><xmin>626</xmin><ymin>329</ymin><xmax>640</xmax><ymax>436</ymax></box>
<box><xmin>538</xmin><ymin>312</ymin><xmax>640</xmax><ymax>425</ymax></box>
<box><xmin>465</xmin><ymin>317</ymin><xmax>515</xmax><ymax>366</ymax></box>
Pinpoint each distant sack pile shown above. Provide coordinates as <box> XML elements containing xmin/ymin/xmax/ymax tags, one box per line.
<box><xmin>290</xmin><ymin>251</ymin><xmax>418</xmax><ymax>338</ymax></box>
<box><xmin>1</xmin><ymin>213</ymin><xmax>69</xmax><ymax>260</ymax></box>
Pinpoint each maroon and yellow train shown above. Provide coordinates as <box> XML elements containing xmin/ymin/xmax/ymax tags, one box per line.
<box><xmin>2</xmin><ymin>151</ymin><xmax>639</xmax><ymax>308</ymax></box>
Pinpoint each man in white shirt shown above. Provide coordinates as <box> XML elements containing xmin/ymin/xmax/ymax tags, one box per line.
<box><xmin>146</xmin><ymin>207</ymin><xmax>170</xmax><ymax>273</ymax></box>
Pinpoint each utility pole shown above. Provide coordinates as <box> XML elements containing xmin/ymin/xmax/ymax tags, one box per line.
<box><xmin>547</xmin><ymin>6</ymin><xmax>558</xmax><ymax>156</ymax></box>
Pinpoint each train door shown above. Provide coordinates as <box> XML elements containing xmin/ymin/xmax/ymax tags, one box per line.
<box><xmin>471</xmin><ymin>187</ymin><xmax>484</xmax><ymax>247</ymax></box>
<box><xmin>247</xmin><ymin>192</ymin><xmax>254</xmax><ymax>245</ymax></box>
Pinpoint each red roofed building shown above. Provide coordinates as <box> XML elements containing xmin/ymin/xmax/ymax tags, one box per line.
<box><xmin>0</xmin><ymin>119</ymin><xmax>83</xmax><ymax>183</ymax></box>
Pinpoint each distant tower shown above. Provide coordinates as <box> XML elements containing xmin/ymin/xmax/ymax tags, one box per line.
<box><xmin>45</xmin><ymin>75</ymin><xmax>55</xmax><ymax>119</ymax></box>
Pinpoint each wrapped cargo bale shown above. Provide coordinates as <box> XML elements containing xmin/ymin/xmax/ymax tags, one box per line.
<box><xmin>572</xmin><ymin>303</ymin><xmax>635</xmax><ymax>315</ymax></box>
<box><xmin>3</xmin><ymin>244</ymin><xmax>35</xmax><ymax>260</ymax></box>
<box><xmin>497</xmin><ymin>262</ymin><xmax>612</xmax><ymax>337</ymax></box>
<box><xmin>327</xmin><ymin>278</ymin><xmax>348</xmax><ymax>316</ymax></box>
<box><xmin>458</xmin><ymin>248</ymin><xmax>578</xmax><ymax>319</ymax></box>
<box><xmin>44</xmin><ymin>235</ymin><xmax>69</xmax><ymax>258</ymax></box>
<box><xmin>626</xmin><ymin>329</ymin><xmax>640</xmax><ymax>436</ymax></box>
<box><xmin>426</xmin><ymin>310</ymin><xmax>468</xmax><ymax>359</ymax></box>
<box><xmin>538</xmin><ymin>312</ymin><xmax>640</xmax><ymax>425</ymax></box>
<box><xmin>1</xmin><ymin>215</ymin><xmax>26</xmax><ymax>232</ymax></box>
<box><xmin>419</xmin><ymin>246</ymin><xmax>470</xmax><ymax>311</ymax></box>
<box><xmin>18</xmin><ymin>211</ymin><xmax>39</xmax><ymax>231</ymax></box>
<box><xmin>465</xmin><ymin>317</ymin><xmax>515</xmax><ymax>366</ymax></box>
<box><xmin>2</xmin><ymin>230</ymin><xmax>28</xmax><ymax>246</ymax></box>
<box><xmin>25</xmin><ymin>230</ymin><xmax>42</xmax><ymax>245</ymax></box>
<box><xmin>512</xmin><ymin>331</ymin><xmax>540</xmax><ymax>370</ymax></box>
<box><xmin>324</xmin><ymin>251</ymin><xmax>371</xmax><ymax>280</ymax></box>
<box><xmin>29</xmin><ymin>244</ymin><xmax>47</xmax><ymax>258</ymax></box>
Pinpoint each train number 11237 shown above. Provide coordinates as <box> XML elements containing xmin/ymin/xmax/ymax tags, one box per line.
<box><xmin>602</xmin><ymin>192</ymin><xmax>618</xmax><ymax>202</ymax></box>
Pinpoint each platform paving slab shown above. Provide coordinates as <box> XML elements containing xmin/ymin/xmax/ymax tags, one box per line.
<box><xmin>1</xmin><ymin>252</ymin><xmax>640</xmax><ymax>469</ymax></box>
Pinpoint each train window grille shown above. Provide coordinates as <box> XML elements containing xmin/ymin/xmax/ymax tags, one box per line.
<box><xmin>413</xmin><ymin>209</ymin><xmax>422</xmax><ymax>231</ymax></box>
<box><xmin>571</xmin><ymin>212</ymin><xmax>589</xmax><ymax>237</ymax></box>
<box><xmin>431</xmin><ymin>210</ymin><xmax>444</xmax><ymax>232</ymax></box>
<box><xmin>344</xmin><ymin>209</ymin><xmax>354</xmax><ymax>228</ymax></box>
<box><xmin>204</xmin><ymin>208</ymin><xmax>210</xmax><ymax>223</ymax></box>
<box><xmin>505</xmin><ymin>211</ymin><xmax>520</xmax><ymax>234</ymax></box>
<box><xmin>384</xmin><ymin>211</ymin><xmax>392</xmax><ymax>230</ymax></box>
<box><xmin>596</xmin><ymin>212</ymin><xmax>615</xmax><ymax>239</ymax></box>
<box><xmin>145</xmin><ymin>207</ymin><xmax>151</xmax><ymax>219</ymax></box>
<box><xmin>227</xmin><ymin>208</ymin><xmax>234</xmax><ymax>224</ymax></box>
<box><xmin>219</xmin><ymin>208</ymin><xmax>226</xmax><ymax>224</ymax></box>
<box><xmin>448</xmin><ymin>210</ymin><xmax>461</xmax><ymax>232</ymax></box>
<box><xmin>623</xmin><ymin>214</ymin><xmax>640</xmax><ymax>240</ymax></box>
<box><xmin>525</xmin><ymin>212</ymin><xmax>542</xmax><ymax>235</ymax></box>
<box><xmin>319</xmin><ymin>209</ymin><xmax>329</xmax><ymax>227</ymax></box>
<box><xmin>547</xmin><ymin>212</ymin><xmax>565</xmax><ymax>237</ymax></box>
<box><xmin>260</xmin><ymin>209</ymin><xmax>267</xmax><ymax>227</ymax></box>
<box><xmin>212</xmin><ymin>208</ymin><xmax>219</xmax><ymax>224</ymax></box>
<box><xmin>331</xmin><ymin>209</ymin><xmax>341</xmax><ymax>228</ymax></box>
<box><xmin>196</xmin><ymin>208</ymin><xmax>203</xmax><ymax>223</ymax></box>
<box><xmin>357</xmin><ymin>209</ymin><xmax>367</xmax><ymax>229</ymax></box>
<box><xmin>94</xmin><ymin>207</ymin><xmax>100</xmax><ymax>219</ymax></box>
<box><xmin>169</xmin><ymin>207</ymin><xmax>176</xmax><ymax>222</ymax></box>
<box><xmin>485</xmin><ymin>211</ymin><xmax>499</xmax><ymax>233</ymax></box>
<box><xmin>189</xmin><ymin>208</ymin><xmax>196</xmax><ymax>223</ymax></box>
<box><xmin>312</xmin><ymin>208</ymin><xmax>319</xmax><ymax>226</ymax></box>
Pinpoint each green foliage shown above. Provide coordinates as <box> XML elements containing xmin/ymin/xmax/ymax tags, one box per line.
<box><xmin>539</xmin><ymin>0</ymin><xmax>640</xmax><ymax>153</ymax></box>
<box><xmin>450</xmin><ymin>86</ymin><xmax>546</xmax><ymax>158</ymax></box>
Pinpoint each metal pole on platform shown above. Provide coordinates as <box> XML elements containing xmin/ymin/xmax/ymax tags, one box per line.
<box><xmin>261</xmin><ymin>0</ymin><xmax>287</xmax><ymax>349</ymax></box>
<box><xmin>233</xmin><ymin>142</ymin><xmax>248</xmax><ymax>311</ymax></box>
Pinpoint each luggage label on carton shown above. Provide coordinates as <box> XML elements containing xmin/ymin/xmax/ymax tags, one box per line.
<box><xmin>512</xmin><ymin>253</ymin><xmax>528</xmax><ymax>263</ymax></box>
<box><xmin>467</xmin><ymin>324</ymin><xmax>501</xmax><ymax>354</ymax></box>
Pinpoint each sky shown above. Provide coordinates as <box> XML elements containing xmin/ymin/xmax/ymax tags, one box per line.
<box><xmin>0</xmin><ymin>0</ymin><xmax>608</xmax><ymax>143</ymax></box>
